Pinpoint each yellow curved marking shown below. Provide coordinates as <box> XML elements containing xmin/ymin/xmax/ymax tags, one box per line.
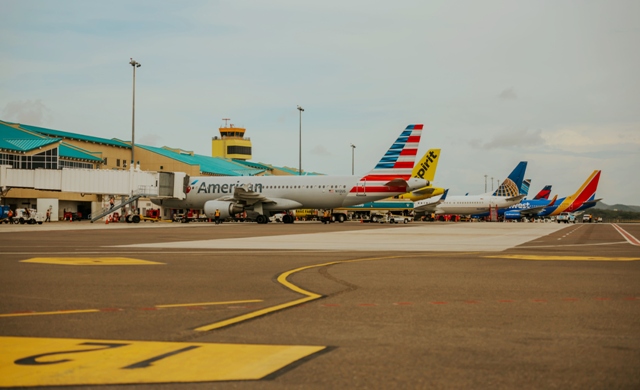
<box><xmin>194</xmin><ymin>255</ymin><xmax>405</xmax><ymax>332</ymax></box>
<box><xmin>484</xmin><ymin>255</ymin><xmax>640</xmax><ymax>261</ymax></box>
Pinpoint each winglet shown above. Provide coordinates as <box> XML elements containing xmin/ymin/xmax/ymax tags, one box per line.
<box><xmin>437</xmin><ymin>189</ymin><xmax>449</xmax><ymax>204</ymax></box>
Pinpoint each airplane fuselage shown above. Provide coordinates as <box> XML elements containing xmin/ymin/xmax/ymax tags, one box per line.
<box><xmin>154</xmin><ymin>175</ymin><xmax>427</xmax><ymax>211</ymax></box>
<box><xmin>415</xmin><ymin>193</ymin><xmax>523</xmax><ymax>215</ymax></box>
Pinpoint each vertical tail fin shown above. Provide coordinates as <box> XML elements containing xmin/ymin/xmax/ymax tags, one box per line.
<box><xmin>352</xmin><ymin>124</ymin><xmax>423</xmax><ymax>196</ymax></box>
<box><xmin>563</xmin><ymin>170</ymin><xmax>601</xmax><ymax>212</ymax></box>
<box><xmin>533</xmin><ymin>185</ymin><xmax>552</xmax><ymax>200</ymax></box>
<box><xmin>520</xmin><ymin>178</ymin><xmax>531</xmax><ymax>197</ymax></box>
<box><xmin>411</xmin><ymin>148</ymin><xmax>440</xmax><ymax>181</ymax></box>
<box><xmin>362</xmin><ymin>124</ymin><xmax>422</xmax><ymax>181</ymax></box>
<box><xmin>492</xmin><ymin>161</ymin><xmax>527</xmax><ymax>197</ymax></box>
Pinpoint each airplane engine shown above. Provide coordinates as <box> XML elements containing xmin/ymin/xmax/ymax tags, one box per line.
<box><xmin>204</xmin><ymin>200</ymin><xmax>244</xmax><ymax>219</ymax></box>
<box><xmin>503</xmin><ymin>210</ymin><xmax>522</xmax><ymax>219</ymax></box>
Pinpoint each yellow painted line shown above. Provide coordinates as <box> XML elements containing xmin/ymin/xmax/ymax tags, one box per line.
<box><xmin>0</xmin><ymin>300</ymin><xmax>265</xmax><ymax>318</ymax></box>
<box><xmin>0</xmin><ymin>336</ymin><xmax>325</xmax><ymax>387</ymax></box>
<box><xmin>195</xmin><ymin>255</ymin><xmax>405</xmax><ymax>332</ymax></box>
<box><xmin>156</xmin><ymin>300</ymin><xmax>263</xmax><ymax>308</ymax></box>
<box><xmin>20</xmin><ymin>257</ymin><xmax>164</xmax><ymax>265</ymax></box>
<box><xmin>484</xmin><ymin>255</ymin><xmax>640</xmax><ymax>261</ymax></box>
<box><xmin>0</xmin><ymin>309</ymin><xmax>99</xmax><ymax>318</ymax></box>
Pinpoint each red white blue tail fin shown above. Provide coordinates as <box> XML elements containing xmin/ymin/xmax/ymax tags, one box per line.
<box><xmin>351</xmin><ymin>124</ymin><xmax>423</xmax><ymax>196</ymax></box>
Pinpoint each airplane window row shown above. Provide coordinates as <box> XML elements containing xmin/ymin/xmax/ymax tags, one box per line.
<box><xmin>263</xmin><ymin>185</ymin><xmax>348</xmax><ymax>189</ymax></box>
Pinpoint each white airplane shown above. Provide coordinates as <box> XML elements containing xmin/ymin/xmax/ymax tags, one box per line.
<box><xmin>413</xmin><ymin>161</ymin><xmax>528</xmax><ymax>217</ymax></box>
<box><xmin>153</xmin><ymin>124</ymin><xmax>429</xmax><ymax>224</ymax></box>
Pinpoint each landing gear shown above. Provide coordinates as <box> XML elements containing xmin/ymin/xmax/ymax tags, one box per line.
<box><xmin>256</xmin><ymin>215</ymin><xmax>269</xmax><ymax>224</ymax></box>
<box><xmin>282</xmin><ymin>214</ymin><xmax>294</xmax><ymax>224</ymax></box>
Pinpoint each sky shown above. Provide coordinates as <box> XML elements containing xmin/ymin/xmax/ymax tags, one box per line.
<box><xmin>1</xmin><ymin>0</ymin><xmax>639</xmax><ymax>205</ymax></box>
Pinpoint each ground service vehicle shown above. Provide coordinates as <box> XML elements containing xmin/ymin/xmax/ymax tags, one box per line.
<box><xmin>14</xmin><ymin>208</ymin><xmax>43</xmax><ymax>224</ymax></box>
<box><xmin>556</xmin><ymin>212</ymin><xmax>575</xmax><ymax>224</ymax></box>
<box><xmin>582</xmin><ymin>214</ymin><xmax>593</xmax><ymax>223</ymax></box>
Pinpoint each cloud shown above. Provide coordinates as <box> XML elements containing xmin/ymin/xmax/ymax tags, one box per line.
<box><xmin>2</xmin><ymin>100</ymin><xmax>52</xmax><ymax>126</ymax></box>
<box><xmin>310</xmin><ymin>144</ymin><xmax>331</xmax><ymax>156</ymax></box>
<box><xmin>498</xmin><ymin>87</ymin><xmax>517</xmax><ymax>100</ymax></box>
<box><xmin>469</xmin><ymin>128</ymin><xmax>545</xmax><ymax>150</ymax></box>
<box><xmin>137</xmin><ymin>134</ymin><xmax>163</xmax><ymax>146</ymax></box>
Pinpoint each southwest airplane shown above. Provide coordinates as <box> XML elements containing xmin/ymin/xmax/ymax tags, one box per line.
<box><xmin>153</xmin><ymin>124</ymin><xmax>429</xmax><ymax>224</ymax></box>
<box><xmin>413</xmin><ymin>161</ymin><xmax>528</xmax><ymax>216</ymax></box>
<box><xmin>503</xmin><ymin>170</ymin><xmax>601</xmax><ymax>220</ymax></box>
<box><xmin>539</xmin><ymin>170</ymin><xmax>602</xmax><ymax>217</ymax></box>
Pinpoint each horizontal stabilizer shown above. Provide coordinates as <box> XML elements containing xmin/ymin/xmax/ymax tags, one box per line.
<box><xmin>411</xmin><ymin>187</ymin><xmax>436</xmax><ymax>196</ymax></box>
<box><xmin>383</xmin><ymin>178</ymin><xmax>409</xmax><ymax>187</ymax></box>
<box><xmin>506</xmin><ymin>194</ymin><xmax>526</xmax><ymax>202</ymax></box>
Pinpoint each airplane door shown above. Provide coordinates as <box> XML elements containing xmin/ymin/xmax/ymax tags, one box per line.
<box><xmin>356</xmin><ymin>180</ymin><xmax>367</xmax><ymax>196</ymax></box>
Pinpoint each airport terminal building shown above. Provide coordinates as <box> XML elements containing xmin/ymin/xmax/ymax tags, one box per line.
<box><xmin>0</xmin><ymin>119</ymin><xmax>306</xmax><ymax>221</ymax></box>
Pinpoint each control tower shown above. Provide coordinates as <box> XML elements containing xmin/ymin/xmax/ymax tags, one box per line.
<box><xmin>211</xmin><ymin>119</ymin><xmax>252</xmax><ymax>160</ymax></box>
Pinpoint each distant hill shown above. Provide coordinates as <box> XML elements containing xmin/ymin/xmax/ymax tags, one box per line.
<box><xmin>595</xmin><ymin>203</ymin><xmax>640</xmax><ymax>213</ymax></box>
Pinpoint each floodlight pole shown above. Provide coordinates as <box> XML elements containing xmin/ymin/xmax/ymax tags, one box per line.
<box><xmin>350</xmin><ymin>144</ymin><xmax>356</xmax><ymax>175</ymax></box>
<box><xmin>129</xmin><ymin>58</ymin><xmax>141</xmax><ymax>169</ymax></box>
<box><xmin>297</xmin><ymin>105</ymin><xmax>304</xmax><ymax>175</ymax></box>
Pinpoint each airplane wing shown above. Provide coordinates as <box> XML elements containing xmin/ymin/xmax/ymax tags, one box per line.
<box><xmin>520</xmin><ymin>195</ymin><xmax>558</xmax><ymax>217</ymax></box>
<box><xmin>414</xmin><ymin>189</ymin><xmax>448</xmax><ymax>213</ymax></box>
<box><xmin>218</xmin><ymin>185</ymin><xmax>278</xmax><ymax>206</ymax></box>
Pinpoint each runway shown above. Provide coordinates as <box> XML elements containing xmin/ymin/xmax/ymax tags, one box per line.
<box><xmin>0</xmin><ymin>221</ymin><xmax>639</xmax><ymax>389</ymax></box>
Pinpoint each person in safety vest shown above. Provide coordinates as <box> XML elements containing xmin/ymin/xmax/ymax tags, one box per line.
<box><xmin>214</xmin><ymin>209</ymin><xmax>221</xmax><ymax>224</ymax></box>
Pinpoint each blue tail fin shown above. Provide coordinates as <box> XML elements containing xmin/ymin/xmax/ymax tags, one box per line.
<box><xmin>520</xmin><ymin>178</ymin><xmax>531</xmax><ymax>197</ymax></box>
<box><xmin>492</xmin><ymin>161</ymin><xmax>527</xmax><ymax>197</ymax></box>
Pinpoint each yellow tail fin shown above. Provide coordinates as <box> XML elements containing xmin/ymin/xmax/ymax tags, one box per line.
<box><xmin>411</xmin><ymin>149</ymin><xmax>440</xmax><ymax>181</ymax></box>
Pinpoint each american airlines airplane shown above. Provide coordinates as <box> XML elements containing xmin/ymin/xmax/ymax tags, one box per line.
<box><xmin>413</xmin><ymin>161</ymin><xmax>528</xmax><ymax>216</ymax></box>
<box><xmin>152</xmin><ymin>124</ymin><xmax>429</xmax><ymax>224</ymax></box>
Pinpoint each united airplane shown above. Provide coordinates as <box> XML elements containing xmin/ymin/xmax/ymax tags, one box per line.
<box><xmin>152</xmin><ymin>124</ymin><xmax>429</xmax><ymax>224</ymax></box>
<box><xmin>413</xmin><ymin>161</ymin><xmax>528</xmax><ymax>216</ymax></box>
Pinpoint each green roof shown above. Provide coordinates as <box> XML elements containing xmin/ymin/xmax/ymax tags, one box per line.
<box><xmin>0</xmin><ymin>138</ymin><xmax>60</xmax><ymax>152</ymax></box>
<box><xmin>137</xmin><ymin>145</ymin><xmax>265</xmax><ymax>176</ymax></box>
<box><xmin>59</xmin><ymin>144</ymin><xmax>103</xmax><ymax>161</ymax></box>
<box><xmin>1</xmin><ymin>121</ymin><xmax>101</xmax><ymax>162</ymax></box>
<box><xmin>16</xmin><ymin>123</ymin><xmax>131</xmax><ymax>149</ymax></box>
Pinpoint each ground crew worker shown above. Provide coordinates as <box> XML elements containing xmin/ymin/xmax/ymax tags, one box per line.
<box><xmin>7</xmin><ymin>208</ymin><xmax>13</xmax><ymax>224</ymax></box>
<box><xmin>214</xmin><ymin>208</ymin><xmax>221</xmax><ymax>224</ymax></box>
<box><xmin>45</xmin><ymin>207</ymin><xmax>51</xmax><ymax>222</ymax></box>
<box><xmin>322</xmin><ymin>209</ymin><xmax>331</xmax><ymax>224</ymax></box>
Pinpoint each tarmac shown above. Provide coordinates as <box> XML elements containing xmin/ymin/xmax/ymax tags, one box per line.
<box><xmin>0</xmin><ymin>220</ymin><xmax>639</xmax><ymax>389</ymax></box>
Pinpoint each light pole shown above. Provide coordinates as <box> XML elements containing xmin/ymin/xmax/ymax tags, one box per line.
<box><xmin>129</xmin><ymin>58</ymin><xmax>141</xmax><ymax>169</ymax></box>
<box><xmin>350</xmin><ymin>144</ymin><xmax>356</xmax><ymax>175</ymax></box>
<box><xmin>484</xmin><ymin>174</ymin><xmax>487</xmax><ymax>192</ymax></box>
<box><xmin>297</xmin><ymin>105</ymin><xmax>304</xmax><ymax>175</ymax></box>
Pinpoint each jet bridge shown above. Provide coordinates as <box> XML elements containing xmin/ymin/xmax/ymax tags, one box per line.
<box><xmin>0</xmin><ymin>166</ymin><xmax>188</xmax><ymax>219</ymax></box>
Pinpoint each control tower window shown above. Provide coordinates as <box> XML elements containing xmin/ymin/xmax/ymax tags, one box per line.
<box><xmin>227</xmin><ymin>146</ymin><xmax>251</xmax><ymax>155</ymax></box>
